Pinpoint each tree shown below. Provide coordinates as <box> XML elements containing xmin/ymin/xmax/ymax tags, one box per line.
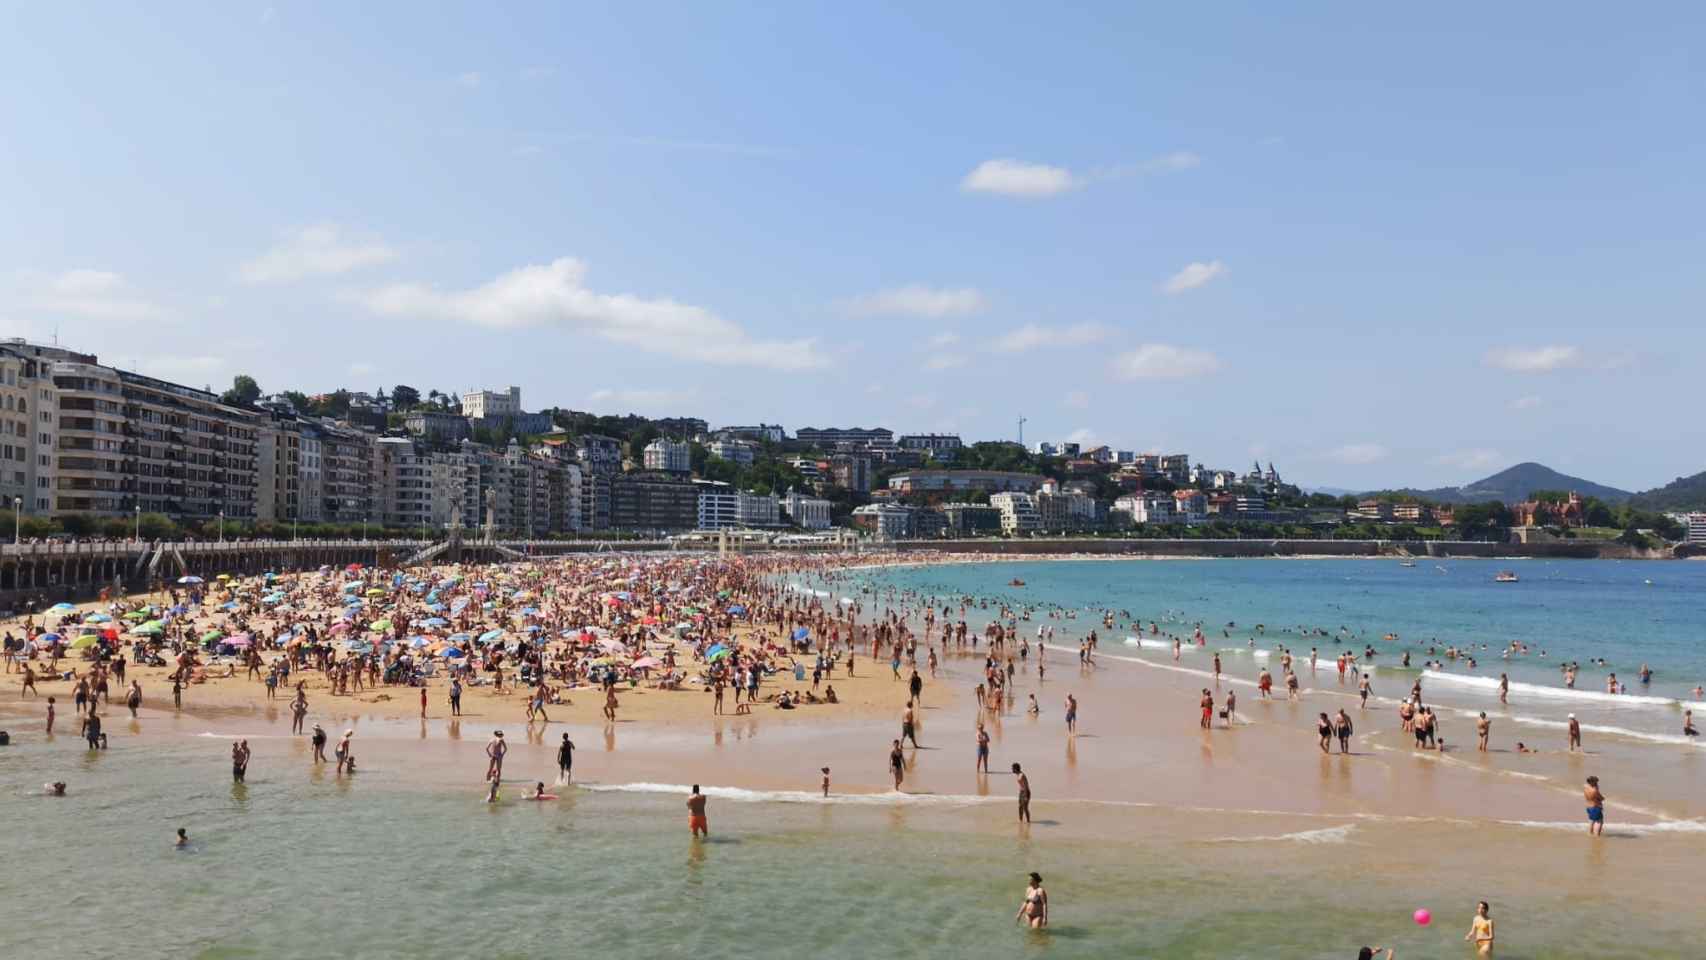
<box><xmin>221</xmin><ymin>374</ymin><xmax>261</xmax><ymax>407</ymax></box>
<box><xmin>392</xmin><ymin>385</ymin><xmax>421</xmax><ymax>410</ymax></box>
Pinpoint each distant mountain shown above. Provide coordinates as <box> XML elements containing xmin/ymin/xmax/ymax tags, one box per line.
<box><xmin>1367</xmin><ymin>462</ymin><xmax>1633</xmax><ymax>505</ymax></box>
<box><xmin>1629</xmin><ymin>469</ymin><xmax>1706</xmax><ymax>512</ymax></box>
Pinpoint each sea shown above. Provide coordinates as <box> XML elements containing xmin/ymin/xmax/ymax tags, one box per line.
<box><xmin>4</xmin><ymin>556</ymin><xmax>1704</xmax><ymax>959</ymax></box>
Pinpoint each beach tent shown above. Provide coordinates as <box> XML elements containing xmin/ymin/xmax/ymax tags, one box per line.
<box><xmin>177</xmin><ymin>576</ymin><xmax>205</xmax><ymax>585</ymax></box>
<box><xmin>86</xmin><ymin>613</ymin><xmax>112</xmax><ymax>623</ymax></box>
<box><xmin>50</xmin><ymin>602</ymin><xmax>77</xmax><ymax>612</ymax></box>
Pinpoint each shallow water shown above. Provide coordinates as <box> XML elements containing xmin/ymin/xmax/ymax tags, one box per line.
<box><xmin>3</xmin><ymin>733</ymin><xmax>1701</xmax><ymax>960</ymax></box>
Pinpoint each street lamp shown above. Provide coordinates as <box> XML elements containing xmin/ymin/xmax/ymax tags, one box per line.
<box><xmin>292</xmin><ymin>512</ymin><xmax>298</xmax><ymax>542</ymax></box>
<box><xmin>218</xmin><ymin>510</ymin><xmax>225</xmax><ymax>543</ymax></box>
<box><xmin>134</xmin><ymin>504</ymin><xmax>141</xmax><ymax>542</ymax></box>
<box><xmin>12</xmin><ymin>496</ymin><xmax>20</xmax><ymax>545</ymax></box>
<box><xmin>362</xmin><ymin>516</ymin><xmax>368</xmax><ymax>541</ymax></box>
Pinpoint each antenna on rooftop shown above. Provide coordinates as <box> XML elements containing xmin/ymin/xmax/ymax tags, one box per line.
<box><xmin>1017</xmin><ymin>414</ymin><xmax>1026</xmax><ymax>447</ymax></box>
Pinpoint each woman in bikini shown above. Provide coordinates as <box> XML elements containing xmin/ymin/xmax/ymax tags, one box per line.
<box><xmin>1015</xmin><ymin>872</ymin><xmax>1049</xmax><ymax>929</ymax></box>
<box><xmin>1464</xmin><ymin>900</ymin><xmax>1494</xmax><ymax>955</ymax></box>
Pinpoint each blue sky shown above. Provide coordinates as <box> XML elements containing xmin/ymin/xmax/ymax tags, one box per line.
<box><xmin>2</xmin><ymin>3</ymin><xmax>1701</xmax><ymax>491</ymax></box>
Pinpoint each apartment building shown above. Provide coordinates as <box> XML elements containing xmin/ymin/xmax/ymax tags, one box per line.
<box><xmin>377</xmin><ymin>436</ymin><xmax>434</xmax><ymax>532</ymax></box>
<box><xmin>643</xmin><ymin>437</ymin><xmax>691</xmax><ymax>474</ymax></box>
<box><xmin>989</xmin><ymin>491</ymin><xmax>1040</xmax><ymax>534</ymax></box>
<box><xmin>781</xmin><ymin>489</ymin><xmax>832</xmax><ymax>530</ymax></box>
<box><xmin>0</xmin><ymin>343</ymin><xmax>62</xmax><ymax>514</ymax></box>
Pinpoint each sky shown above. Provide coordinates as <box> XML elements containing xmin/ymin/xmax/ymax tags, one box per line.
<box><xmin>1</xmin><ymin>3</ymin><xmax>1702</xmax><ymax>492</ymax></box>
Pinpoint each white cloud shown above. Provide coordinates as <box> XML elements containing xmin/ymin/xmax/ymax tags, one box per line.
<box><xmin>1482</xmin><ymin>345</ymin><xmax>1580</xmax><ymax>373</ymax></box>
<box><xmin>354</xmin><ymin>256</ymin><xmax>826</xmax><ymax>371</ymax></box>
<box><xmin>348</xmin><ymin>361</ymin><xmax>377</xmax><ymax>377</ymax></box>
<box><xmin>864</xmin><ymin>383</ymin><xmax>883</xmax><ymax>395</ymax></box>
<box><xmin>1431</xmin><ymin>448</ymin><xmax>1503</xmax><ymax>472</ymax></box>
<box><xmin>991</xmin><ymin>322</ymin><xmax>1112</xmax><ymax>353</ymax></box>
<box><xmin>922</xmin><ymin>355</ymin><xmax>965</xmax><ymax>371</ymax></box>
<box><xmin>1510</xmin><ymin>395</ymin><xmax>1543</xmax><ymax>410</ymax></box>
<box><xmin>1064</xmin><ymin>389</ymin><xmax>1090</xmax><ymax>409</ymax></box>
<box><xmin>906</xmin><ymin>393</ymin><xmax>938</xmax><ymax>410</ymax></box>
<box><xmin>456</xmin><ymin>71</ymin><xmax>483</xmax><ymax>88</ymax></box>
<box><xmin>843</xmin><ymin>285</ymin><xmax>987</xmax><ymax>318</ymax></box>
<box><xmin>15</xmin><ymin>269</ymin><xmax>169</xmax><ymax>321</ymax></box>
<box><xmin>960</xmin><ymin>159</ymin><xmax>1079</xmax><ymax>198</ymax></box>
<box><xmin>927</xmin><ymin>331</ymin><xmax>960</xmax><ymax>347</ymax></box>
<box><xmin>1109</xmin><ymin>344</ymin><xmax>1223</xmax><ymax>380</ymax></box>
<box><xmin>1139</xmin><ymin>151</ymin><xmax>1200</xmax><ymax>173</ymax></box>
<box><xmin>239</xmin><ymin>224</ymin><xmax>398</xmax><ymax>284</ymax></box>
<box><xmin>1324</xmin><ymin>443</ymin><xmax>1390</xmax><ymax>465</ymax></box>
<box><xmin>1162</xmin><ymin>260</ymin><xmax>1228</xmax><ymax>294</ymax></box>
<box><xmin>1066</xmin><ymin>427</ymin><xmax>1097</xmax><ymax>446</ymax></box>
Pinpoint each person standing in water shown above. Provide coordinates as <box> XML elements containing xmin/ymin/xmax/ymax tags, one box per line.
<box><xmin>556</xmin><ymin>733</ymin><xmax>576</xmax><ymax>784</ymax></box>
<box><xmin>1064</xmin><ymin>694</ymin><xmax>1077</xmax><ymax>736</ymax></box>
<box><xmin>889</xmin><ymin>739</ymin><xmax>905</xmax><ymax>791</ymax></box>
<box><xmin>335</xmin><ymin>730</ymin><xmax>353</xmax><ymax>775</ymax></box>
<box><xmin>1476</xmin><ymin>713</ymin><xmax>1491</xmax><ymax>752</ymax></box>
<box><xmin>1012</xmin><ymin>762</ymin><xmax>1032</xmax><ymax>823</ymax></box>
<box><xmin>231</xmin><ymin>739</ymin><xmax>250</xmax><ymax>783</ymax></box>
<box><xmin>975</xmin><ymin>721</ymin><xmax>990</xmax><ymax>773</ymax></box>
<box><xmin>310</xmin><ymin>723</ymin><xmax>327</xmax><ymax>763</ymax></box>
<box><xmin>686</xmin><ymin>784</ymin><xmax>709</xmax><ymax>837</ymax></box>
<box><xmin>1567</xmin><ymin>714</ymin><xmax>1582</xmax><ymax>752</ymax></box>
<box><xmin>1464</xmin><ymin>900</ymin><xmax>1494</xmax><ymax>955</ymax></box>
<box><xmin>1014</xmin><ymin>872</ymin><xmax>1048</xmax><ymax>929</ymax></box>
<box><xmin>1584</xmin><ymin>776</ymin><xmax>1605</xmax><ymax>837</ymax></box>
<box><xmin>485</xmin><ymin>730</ymin><xmax>507</xmax><ymax>782</ymax></box>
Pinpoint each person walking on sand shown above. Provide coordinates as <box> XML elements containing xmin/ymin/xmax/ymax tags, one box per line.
<box><xmin>687</xmin><ymin>784</ymin><xmax>709</xmax><ymax>837</ymax></box>
<box><xmin>1064</xmin><ymin>693</ymin><xmax>1077</xmax><ymax>736</ymax></box>
<box><xmin>901</xmin><ymin>703</ymin><xmax>920</xmax><ymax>748</ymax></box>
<box><xmin>909</xmin><ymin>668</ymin><xmax>923</xmax><ymax>705</ymax></box>
<box><xmin>1567</xmin><ymin>714</ymin><xmax>1582</xmax><ymax>752</ymax></box>
<box><xmin>485</xmin><ymin>730</ymin><xmax>507</xmax><ymax>782</ymax></box>
<box><xmin>1318</xmin><ymin>712</ymin><xmax>1334</xmax><ymax>754</ymax></box>
<box><xmin>1012</xmin><ymin>762</ymin><xmax>1032</xmax><ymax>823</ymax></box>
<box><xmin>1015</xmin><ymin>871</ymin><xmax>1048</xmax><ymax>929</ymax></box>
<box><xmin>1584</xmin><ymin>776</ymin><xmax>1605</xmax><ymax>837</ymax></box>
<box><xmin>419</xmin><ymin>685</ymin><xmax>427</xmax><ymax>719</ymax></box>
<box><xmin>1335</xmin><ymin>709</ymin><xmax>1354</xmax><ymax>753</ymax></box>
<box><xmin>126</xmin><ymin>681</ymin><xmax>141</xmax><ymax>718</ymax></box>
<box><xmin>603</xmin><ymin>688</ymin><xmax>619</xmax><ymax>723</ymax></box>
<box><xmin>889</xmin><ymin>739</ymin><xmax>905</xmax><ymax>791</ymax></box>
<box><xmin>1464</xmin><ymin>900</ymin><xmax>1495</xmax><ymax>955</ymax></box>
<box><xmin>448</xmin><ymin>677</ymin><xmax>462</xmax><ymax>717</ymax></box>
<box><xmin>1498</xmin><ymin>673</ymin><xmax>1509</xmax><ymax>705</ymax></box>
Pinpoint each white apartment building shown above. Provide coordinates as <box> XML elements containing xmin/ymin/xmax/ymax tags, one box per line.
<box><xmin>697</xmin><ymin>484</ymin><xmax>739</xmax><ymax>530</ymax></box>
<box><xmin>1113</xmin><ymin>493</ymin><xmax>1175</xmax><ymax>525</ymax></box>
<box><xmin>643</xmin><ymin>438</ymin><xmax>691</xmax><ymax>474</ymax></box>
<box><xmin>707</xmin><ymin>438</ymin><xmax>757</xmax><ymax>466</ymax></box>
<box><xmin>782</xmin><ymin>489</ymin><xmax>832</xmax><ymax>530</ymax></box>
<box><xmin>0</xmin><ymin>346</ymin><xmax>58</xmax><ymax>514</ymax></box>
<box><xmin>852</xmin><ymin>502</ymin><xmax>911</xmax><ymax>539</ymax></box>
<box><xmin>378</xmin><ymin>437</ymin><xmax>434</xmax><ymax>532</ymax></box>
<box><xmin>1686</xmin><ymin>513</ymin><xmax>1706</xmax><ymax>545</ymax></box>
<box><xmin>459</xmin><ymin>387</ymin><xmax>523</xmax><ymax>420</ymax></box>
<box><xmin>298</xmin><ymin>432</ymin><xmax>323</xmax><ymax>522</ymax></box>
<box><xmin>989</xmin><ymin>491</ymin><xmax>1040</xmax><ymax>534</ymax></box>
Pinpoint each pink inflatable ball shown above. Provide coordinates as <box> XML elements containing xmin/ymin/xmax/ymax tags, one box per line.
<box><xmin>1413</xmin><ymin>908</ymin><xmax>1432</xmax><ymax>926</ymax></box>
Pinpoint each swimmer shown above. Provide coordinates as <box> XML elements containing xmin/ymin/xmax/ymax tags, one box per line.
<box><xmin>175</xmin><ymin>828</ymin><xmax>188</xmax><ymax>847</ymax></box>
<box><xmin>1464</xmin><ymin>900</ymin><xmax>1494</xmax><ymax>955</ymax></box>
<box><xmin>1584</xmin><ymin>776</ymin><xmax>1605</xmax><ymax>837</ymax></box>
<box><xmin>1014</xmin><ymin>871</ymin><xmax>1049</xmax><ymax>929</ymax></box>
<box><xmin>687</xmin><ymin>784</ymin><xmax>709</xmax><ymax>837</ymax></box>
<box><xmin>45</xmin><ymin>781</ymin><xmax>67</xmax><ymax>796</ymax></box>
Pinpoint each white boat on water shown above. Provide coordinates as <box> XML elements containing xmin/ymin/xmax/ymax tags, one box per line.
<box><xmin>1494</xmin><ymin>570</ymin><xmax>1519</xmax><ymax>583</ymax></box>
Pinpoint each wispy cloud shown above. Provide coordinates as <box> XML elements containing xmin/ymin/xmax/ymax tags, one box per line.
<box><xmin>927</xmin><ymin>331</ymin><xmax>961</xmax><ymax>347</ymax></box>
<box><xmin>1324</xmin><ymin>443</ymin><xmax>1390</xmax><ymax>465</ymax></box>
<box><xmin>1109</xmin><ymin>344</ymin><xmax>1222</xmax><ymax>380</ymax></box>
<box><xmin>353</xmin><ymin>256</ymin><xmax>826</xmax><ymax>371</ymax></box>
<box><xmin>1482</xmin><ymin>345</ymin><xmax>1580</xmax><ymax>373</ymax></box>
<box><xmin>843</xmin><ymin>285</ymin><xmax>987</xmax><ymax>319</ymax></box>
<box><xmin>961</xmin><ymin>151</ymin><xmax>1199</xmax><ymax>199</ymax></box>
<box><xmin>1511</xmin><ymin>395</ymin><xmax>1544</xmax><ymax>411</ymax></box>
<box><xmin>922</xmin><ymin>355</ymin><xmax>965</xmax><ymax>371</ymax></box>
<box><xmin>1431</xmin><ymin>448</ymin><xmax>1503</xmax><ymax>472</ymax></box>
<box><xmin>1162</xmin><ymin>260</ymin><xmax>1228</xmax><ymax>294</ymax></box>
<box><xmin>991</xmin><ymin>322</ymin><xmax>1112</xmax><ymax>353</ymax></box>
<box><xmin>348</xmin><ymin>361</ymin><xmax>377</xmax><ymax>377</ymax></box>
<box><xmin>455</xmin><ymin>71</ymin><xmax>483</xmax><ymax>88</ymax></box>
<box><xmin>13</xmin><ymin>269</ymin><xmax>169</xmax><ymax>322</ymax></box>
<box><xmin>238</xmin><ymin>224</ymin><xmax>398</xmax><ymax>284</ymax></box>
<box><xmin>520</xmin><ymin>66</ymin><xmax>556</xmax><ymax>79</ymax></box>
<box><xmin>587</xmin><ymin>387</ymin><xmax>697</xmax><ymax>411</ymax></box>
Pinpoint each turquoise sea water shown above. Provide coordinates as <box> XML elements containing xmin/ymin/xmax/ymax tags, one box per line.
<box><xmin>836</xmin><ymin>558</ymin><xmax>1706</xmax><ymax>701</ymax></box>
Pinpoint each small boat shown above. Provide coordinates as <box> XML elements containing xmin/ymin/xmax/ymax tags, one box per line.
<box><xmin>1494</xmin><ymin>571</ymin><xmax>1519</xmax><ymax>583</ymax></box>
<box><xmin>1398</xmin><ymin>559</ymin><xmax>1417</xmax><ymax>568</ymax></box>
<box><xmin>1008</xmin><ymin>579</ymin><xmax>1026</xmax><ymax>587</ymax></box>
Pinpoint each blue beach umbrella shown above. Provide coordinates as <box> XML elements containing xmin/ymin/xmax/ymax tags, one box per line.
<box><xmin>478</xmin><ymin>629</ymin><xmax>504</xmax><ymax>643</ymax></box>
<box><xmin>51</xmin><ymin>602</ymin><xmax>77</xmax><ymax>613</ymax></box>
<box><xmin>727</xmin><ymin>604</ymin><xmax>747</xmax><ymax>616</ymax></box>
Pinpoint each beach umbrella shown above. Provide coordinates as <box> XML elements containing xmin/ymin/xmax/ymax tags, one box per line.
<box><xmin>408</xmin><ymin>636</ymin><xmax>431</xmax><ymax>648</ymax></box>
<box><xmin>346</xmin><ymin>563</ymin><xmax>363</xmax><ymax>572</ymax></box>
<box><xmin>707</xmin><ymin>647</ymin><xmax>732</xmax><ymax>662</ymax></box>
<box><xmin>225</xmin><ymin>635</ymin><xmax>253</xmax><ymax>648</ymax></box>
<box><xmin>177</xmin><ymin>575</ymin><xmax>204</xmax><ymax>585</ymax></box>
<box><xmin>344</xmin><ymin>596</ymin><xmax>364</xmax><ymax>606</ymax></box>
<box><xmin>442</xmin><ymin>647</ymin><xmax>465</xmax><ymax>658</ymax></box>
<box><xmin>365</xmin><ymin>588</ymin><xmax>387</xmax><ymax>597</ymax></box>
<box><xmin>792</xmin><ymin>627</ymin><xmax>810</xmax><ymax>641</ymax></box>
<box><xmin>201</xmin><ymin>630</ymin><xmax>223</xmax><ymax>643</ymax></box>
<box><xmin>478</xmin><ymin>629</ymin><xmax>504</xmax><ymax>643</ymax></box>
<box><xmin>130</xmin><ymin>623</ymin><xmax>163</xmax><ymax>637</ymax></box>
<box><xmin>727</xmin><ymin>604</ymin><xmax>747</xmax><ymax>616</ymax></box>
<box><xmin>632</xmin><ymin>656</ymin><xmax>662</xmax><ymax>670</ymax></box>
<box><xmin>50</xmin><ymin>602</ymin><xmax>77</xmax><ymax>612</ymax></box>
<box><xmin>40</xmin><ymin>632</ymin><xmax>63</xmax><ymax>644</ymax></box>
<box><xmin>70</xmin><ymin>635</ymin><xmax>98</xmax><ymax>649</ymax></box>
<box><xmin>422</xmin><ymin>617</ymin><xmax>448</xmax><ymax>628</ymax></box>
<box><xmin>447</xmin><ymin>633</ymin><xmax>471</xmax><ymax>644</ymax></box>
<box><xmin>217</xmin><ymin>574</ymin><xmax>232</xmax><ymax>581</ymax></box>
<box><xmin>86</xmin><ymin>613</ymin><xmax>112</xmax><ymax>623</ymax></box>
<box><xmin>341</xmin><ymin>582</ymin><xmax>360</xmax><ymax>593</ymax></box>
<box><xmin>123</xmin><ymin>610</ymin><xmax>149</xmax><ymax>621</ymax></box>
<box><xmin>370</xmin><ymin>619</ymin><xmax>393</xmax><ymax>633</ymax></box>
<box><xmin>450</xmin><ymin>597</ymin><xmax>470</xmax><ymax>614</ymax></box>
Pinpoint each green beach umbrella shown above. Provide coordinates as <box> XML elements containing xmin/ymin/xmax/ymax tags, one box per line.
<box><xmin>201</xmin><ymin>629</ymin><xmax>223</xmax><ymax>643</ymax></box>
<box><xmin>70</xmin><ymin>635</ymin><xmax>98</xmax><ymax>649</ymax></box>
<box><xmin>370</xmin><ymin>619</ymin><xmax>393</xmax><ymax>633</ymax></box>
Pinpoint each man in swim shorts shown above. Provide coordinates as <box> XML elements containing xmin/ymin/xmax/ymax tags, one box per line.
<box><xmin>687</xmin><ymin>784</ymin><xmax>708</xmax><ymax>837</ymax></box>
<box><xmin>1584</xmin><ymin>775</ymin><xmax>1605</xmax><ymax>836</ymax></box>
